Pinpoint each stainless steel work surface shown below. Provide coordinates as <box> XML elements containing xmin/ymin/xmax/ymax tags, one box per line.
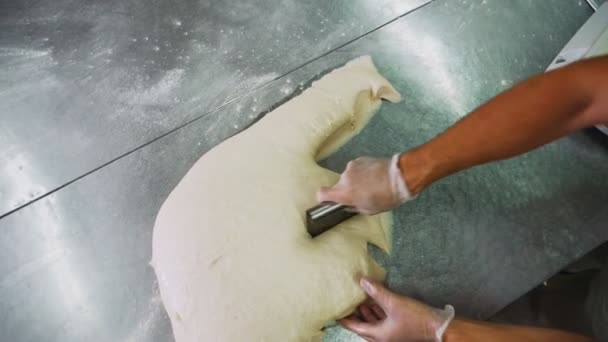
<box><xmin>2</xmin><ymin>1</ymin><xmax>608</xmax><ymax>341</ymax></box>
<box><xmin>0</xmin><ymin>0</ymin><xmax>430</xmax><ymax>218</ymax></box>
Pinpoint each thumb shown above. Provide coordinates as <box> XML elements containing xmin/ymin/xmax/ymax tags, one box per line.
<box><xmin>360</xmin><ymin>278</ymin><xmax>393</xmax><ymax>310</ymax></box>
<box><xmin>316</xmin><ymin>186</ymin><xmax>352</xmax><ymax>205</ymax></box>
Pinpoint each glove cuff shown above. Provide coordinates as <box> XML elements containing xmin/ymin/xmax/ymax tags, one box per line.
<box><xmin>390</xmin><ymin>154</ymin><xmax>416</xmax><ymax>203</ymax></box>
<box><xmin>435</xmin><ymin>305</ymin><xmax>455</xmax><ymax>342</ymax></box>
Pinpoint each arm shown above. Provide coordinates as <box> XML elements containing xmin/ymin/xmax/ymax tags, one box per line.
<box><xmin>412</xmin><ymin>60</ymin><xmax>608</xmax><ymax>342</ymax></box>
<box><xmin>402</xmin><ymin>56</ymin><xmax>608</xmax><ymax>194</ymax></box>
<box><xmin>318</xmin><ymin>56</ymin><xmax>608</xmax><ymax>213</ymax></box>
<box><xmin>340</xmin><ymin>278</ymin><xmax>595</xmax><ymax>342</ymax></box>
<box><xmin>444</xmin><ymin>319</ymin><xmax>595</xmax><ymax>342</ymax></box>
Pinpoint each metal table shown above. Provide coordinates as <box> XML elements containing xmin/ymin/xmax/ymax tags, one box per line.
<box><xmin>0</xmin><ymin>0</ymin><xmax>430</xmax><ymax>218</ymax></box>
<box><xmin>1</xmin><ymin>1</ymin><xmax>607</xmax><ymax>341</ymax></box>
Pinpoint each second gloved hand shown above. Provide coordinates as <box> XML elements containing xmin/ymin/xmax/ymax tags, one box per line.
<box><xmin>317</xmin><ymin>154</ymin><xmax>415</xmax><ymax>215</ymax></box>
<box><xmin>340</xmin><ymin>278</ymin><xmax>455</xmax><ymax>342</ymax></box>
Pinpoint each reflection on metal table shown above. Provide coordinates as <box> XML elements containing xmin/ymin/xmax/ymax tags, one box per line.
<box><xmin>0</xmin><ymin>0</ymin><xmax>430</xmax><ymax>218</ymax></box>
<box><xmin>1</xmin><ymin>1</ymin><xmax>607</xmax><ymax>341</ymax></box>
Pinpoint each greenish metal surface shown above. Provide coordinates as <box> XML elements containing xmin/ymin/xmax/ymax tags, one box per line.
<box><xmin>0</xmin><ymin>0</ymin><xmax>431</xmax><ymax>217</ymax></box>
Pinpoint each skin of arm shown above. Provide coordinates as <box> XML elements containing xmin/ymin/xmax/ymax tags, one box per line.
<box><xmin>444</xmin><ymin>319</ymin><xmax>596</xmax><ymax>342</ymax></box>
<box><xmin>400</xmin><ymin>55</ymin><xmax>608</xmax><ymax>194</ymax></box>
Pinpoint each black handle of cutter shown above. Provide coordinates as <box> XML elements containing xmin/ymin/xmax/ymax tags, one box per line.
<box><xmin>306</xmin><ymin>202</ymin><xmax>357</xmax><ymax>237</ymax></box>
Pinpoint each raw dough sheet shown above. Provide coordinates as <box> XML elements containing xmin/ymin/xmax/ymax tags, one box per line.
<box><xmin>152</xmin><ymin>56</ymin><xmax>401</xmax><ymax>341</ymax></box>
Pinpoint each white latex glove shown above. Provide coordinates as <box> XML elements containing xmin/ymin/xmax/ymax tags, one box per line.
<box><xmin>317</xmin><ymin>154</ymin><xmax>415</xmax><ymax>215</ymax></box>
<box><xmin>340</xmin><ymin>278</ymin><xmax>455</xmax><ymax>342</ymax></box>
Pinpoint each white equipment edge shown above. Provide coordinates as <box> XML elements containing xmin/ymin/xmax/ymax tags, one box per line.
<box><xmin>546</xmin><ymin>2</ymin><xmax>608</xmax><ymax>135</ymax></box>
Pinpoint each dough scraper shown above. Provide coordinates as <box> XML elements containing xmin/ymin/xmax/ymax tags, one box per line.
<box><xmin>306</xmin><ymin>202</ymin><xmax>357</xmax><ymax>237</ymax></box>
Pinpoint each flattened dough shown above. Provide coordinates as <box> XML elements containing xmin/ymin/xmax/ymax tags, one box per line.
<box><xmin>152</xmin><ymin>56</ymin><xmax>401</xmax><ymax>341</ymax></box>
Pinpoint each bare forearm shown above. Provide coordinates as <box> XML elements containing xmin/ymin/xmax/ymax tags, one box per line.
<box><xmin>444</xmin><ymin>319</ymin><xmax>595</xmax><ymax>342</ymax></box>
<box><xmin>400</xmin><ymin>56</ymin><xmax>608</xmax><ymax>193</ymax></box>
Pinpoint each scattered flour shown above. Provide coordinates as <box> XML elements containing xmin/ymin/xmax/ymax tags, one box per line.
<box><xmin>126</xmin><ymin>69</ymin><xmax>185</xmax><ymax>105</ymax></box>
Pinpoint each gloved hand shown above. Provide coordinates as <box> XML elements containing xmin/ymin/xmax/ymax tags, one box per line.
<box><xmin>317</xmin><ymin>154</ymin><xmax>415</xmax><ymax>215</ymax></box>
<box><xmin>340</xmin><ymin>278</ymin><xmax>455</xmax><ymax>342</ymax></box>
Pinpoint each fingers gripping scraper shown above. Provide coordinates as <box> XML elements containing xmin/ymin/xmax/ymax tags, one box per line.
<box><xmin>306</xmin><ymin>202</ymin><xmax>357</xmax><ymax>237</ymax></box>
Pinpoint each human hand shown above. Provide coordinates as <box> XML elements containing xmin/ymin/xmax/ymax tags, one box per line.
<box><xmin>317</xmin><ymin>155</ymin><xmax>415</xmax><ymax>215</ymax></box>
<box><xmin>340</xmin><ymin>278</ymin><xmax>454</xmax><ymax>342</ymax></box>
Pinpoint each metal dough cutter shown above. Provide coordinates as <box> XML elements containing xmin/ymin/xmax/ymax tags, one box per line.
<box><xmin>305</xmin><ymin>202</ymin><xmax>357</xmax><ymax>237</ymax></box>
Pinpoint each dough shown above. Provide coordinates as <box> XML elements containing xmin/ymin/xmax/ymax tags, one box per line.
<box><xmin>152</xmin><ymin>56</ymin><xmax>401</xmax><ymax>341</ymax></box>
